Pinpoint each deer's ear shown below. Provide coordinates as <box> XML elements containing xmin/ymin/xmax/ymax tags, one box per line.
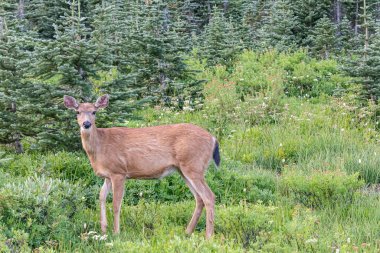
<box><xmin>95</xmin><ymin>94</ymin><xmax>109</xmax><ymax>109</ymax></box>
<box><xmin>63</xmin><ymin>95</ymin><xmax>79</xmax><ymax>109</ymax></box>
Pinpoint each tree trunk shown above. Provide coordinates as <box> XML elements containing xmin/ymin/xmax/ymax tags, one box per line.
<box><xmin>223</xmin><ymin>0</ymin><xmax>229</xmax><ymax>14</ymax></box>
<box><xmin>334</xmin><ymin>0</ymin><xmax>342</xmax><ymax>24</ymax></box>
<box><xmin>364</xmin><ymin>0</ymin><xmax>369</xmax><ymax>51</ymax></box>
<box><xmin>10</xmin><ymin>102</ymin><xmax>24</xmax><ymax>153</ymax></box>
<box><xmin>0</xmin><ymin>17</ymin><xmax>3</xmax><ymax>39</ymax></box>
<box><xmin>354</xmin><ymin>0</ymin><xmax>359</xmax><ymax>36</ymax></box>
<box><xmin>17</xmin><ymin>0</ymin><xmax>25</xmax><ymax>19</ymax></box>
<box><xmin>14</xmin><ymin>135</ymin><xmax>24</xmax><ymax>154</ymax></box>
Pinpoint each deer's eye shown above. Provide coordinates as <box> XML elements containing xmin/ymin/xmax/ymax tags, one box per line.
<box><xmin>92</xmin><ymin>111</ymin><xmax>96</xmax><ymax>115</ymax></box>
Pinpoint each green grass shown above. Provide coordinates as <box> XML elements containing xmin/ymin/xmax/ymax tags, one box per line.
<box><xmin>1</xmin><ymin>50</ymin><xmax>380</xmax><ymax>252</ymax></box>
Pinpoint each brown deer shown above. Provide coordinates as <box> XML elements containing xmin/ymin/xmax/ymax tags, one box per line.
<box><xmin>63</xmin><ymin>94</ymin><xmax>220</xmax><ymax>239</ymax></box>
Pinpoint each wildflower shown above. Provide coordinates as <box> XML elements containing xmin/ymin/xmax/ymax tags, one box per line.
<box><xmin>139</xmin><ymin>192</ymin><xmax>143</xmax><ymax>197</ymax></box>
<box><xmin>243</xmin><ymin>188</ymin><xmax>246</xmax><ymax>192</ymax></box>
<box><xmin>358</xmin><ymin>159</ymin><xmax>362</xmax><ymax>164</ymax></box>
<box><xmin>305</xmin><ymin>238</ymin><xmax>318</xmax><ymax>244</ymax></box>
<box><xmin>105</xmin><ymin>242</ymin><xmax>114</xmax><ymax>247</ymax></box>
<box><xmin>83</xmin><ymin>223</ymin><xmax>87</xmax><ymax>229</ymax></box>
<box><xmin>347</xmin><ymin>237</ymin><xmax>351</xmax><ymax>243</ymax></box>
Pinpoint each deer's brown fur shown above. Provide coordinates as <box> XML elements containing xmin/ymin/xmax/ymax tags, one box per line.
<box><xmin>64</xmin><ymin>95</ymin><xmax>219</xmax><ymax>238</ymax></box>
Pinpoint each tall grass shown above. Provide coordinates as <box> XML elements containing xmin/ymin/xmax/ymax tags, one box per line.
<box><xmin>1</xmin><ymin>50</ymin><xmax>380</xmax><ymax>252</ymax></box>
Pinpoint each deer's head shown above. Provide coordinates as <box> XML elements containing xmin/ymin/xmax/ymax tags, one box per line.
<box><xmin>64</xmin><ymin>94</ymin><xmax>109</xmax><ymax>131</ymax></box>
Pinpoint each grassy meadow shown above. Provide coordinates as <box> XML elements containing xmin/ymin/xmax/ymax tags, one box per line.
<box><xmin>1</xmin><ymin>50</ymin><xmax>380</xmax><ymax>252</ymax></box>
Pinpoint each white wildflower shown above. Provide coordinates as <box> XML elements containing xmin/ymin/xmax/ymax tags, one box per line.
<box><xmin>305</xmin><ymin>238</ymin><xmax>318</xmax><ymax>244</ymax></box>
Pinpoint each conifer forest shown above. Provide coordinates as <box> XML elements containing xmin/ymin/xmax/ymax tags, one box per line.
<box><xmin>1</xmin><ymin>0</ymin><xmax>380</xmax><ymax>252</ymax></box>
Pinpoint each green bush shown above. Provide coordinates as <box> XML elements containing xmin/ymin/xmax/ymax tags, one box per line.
<box><xmin>123</xmin><ymin>164</ymin><xmax>277</xmax><ymax>205</ymax></box>
<box><xmin>232</xmin><ymin>50</ymin><xmax>285</xmax><ymax>95</ymax></box>
<box><xmin>0</xmin><ymin>175</ymin><xmax>89</xmax><ymax>249</ymax></box>
<box><xmin>279</xmin><ymin>169</ymin><xmax>364</xmax><ymax>208</ymax></box>
<box><xmin>3</xmin><ymin>151</ymin><xmax>99</xmax><ymax>185</ymax></box>
<box><xmin>229</xmin><ymin>50</ymin><xmax>348</xmax><ymax>98</ymax></box>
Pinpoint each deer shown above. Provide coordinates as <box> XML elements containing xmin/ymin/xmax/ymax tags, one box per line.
<box><xmin>63</xmin><ymin>94</ymin><xmax>220</xmax><ymax>239</ymax></box>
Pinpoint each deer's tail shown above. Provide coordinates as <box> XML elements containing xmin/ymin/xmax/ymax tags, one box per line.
<box><xmin>213</xmin><ymin>139</ymin><xmax>220</xmax><ymax>167</ymax></box>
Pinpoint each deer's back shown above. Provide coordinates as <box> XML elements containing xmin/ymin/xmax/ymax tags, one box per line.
<box><xmin>94</xmin><ymin>123</ymin><xmax>214</xmax><ymax>179</ymax></box>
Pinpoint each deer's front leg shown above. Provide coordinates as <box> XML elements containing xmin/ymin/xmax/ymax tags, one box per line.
<box><xmin>100</xmin><ymin>178</ymin><xmax>112</xmax><ymax>234</ymax></box>
<box><xmin>111</xmin><ymin>175</ymin><xmax>126</xmax><ymax>234</ymax></box>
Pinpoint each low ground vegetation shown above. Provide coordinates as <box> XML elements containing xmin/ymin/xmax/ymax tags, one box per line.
<box><xmin>1</xmin><ymin>51</ymin><xmax>380</xmax><ymax>252</ymax></box>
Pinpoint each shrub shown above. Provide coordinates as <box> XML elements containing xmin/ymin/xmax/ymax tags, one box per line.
<box><xmin>0</xmin><ymin>175</ymin><xmax>89</xmax><ymax>249</ymax></box>
<box><xmin>231</xmin><ymin>50</ymin><xmax>285</xmax><ymax>96</ymax></box>
<box><xmin>123</xmin><ymin>164</ymin><xmax>277</xmax><ymax>205</ymax></box>
<box><xmin>3</xmin><ymin>151</ymin><xmax>98</xmax><ymax>185</ymax></box>
<box><xmin>279</xmin><ymin>169</ymin><xmax>364</xmax><ymax>208</ymax></box>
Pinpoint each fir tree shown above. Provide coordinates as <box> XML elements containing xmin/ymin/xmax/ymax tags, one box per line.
<box><xmin>26</xmin><ymin>0</ymin><xmax>105</xmax><ymax>149</ymax></box>
<box><xmin>337</xmin><ymin>15</ymin><xmax>355</xmax><ymax>52</ymax></box>
<box><xmin>201</xmin><ymin>8</ymin><xmax>242</xmax><ymax>66</ymax></box>
<box><xmin>0</xmin><ymin>26</ymin><xmax>27</xmax><ymax>152</ymax></box>
<box><xmin>113</xmin><ymin>1</ymin><xmax>198</xmax><ymax>108</ymax></box>
<box><xmin>0</xmin><ymin>1</ymin><xmax>37</xmax><ymax>152</ymax></box>
<box><xmin>259</xmin><ymin>0</ymin><xmax>299</xmax><ymax>51</ymax></box>
<box><xmin>307</xmin><ymin>16</ymin><xmax>337</xmax><ymax>59</ymax></box>
<box><xmin>345</xmin><ymin>28</ymin><xmax>380</xmax><ymax>101</ymax></box>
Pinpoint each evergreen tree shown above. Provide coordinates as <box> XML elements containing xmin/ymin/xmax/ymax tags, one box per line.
<box><xmin>111</xmin><ymin>1</ymin><xmax>199</xmax><ymax>109</ymax></box>
<box><xmin>337</xmin><ymin>15</ymin><xmax>355</xmax><ymax>52</ymax></box>
<box><xmin>239</xmin><ymin>0</ymin><xmax>272</xmax><ymax>49</ymax></box>
<box><xmin>345</xmin><ymin>28</ymin><xmax>380</xmax><ymax>101</ymax></box>
<box><xmin>0</xmin><ymin>25</ymin><xmax>28</xmax><ymax>153</ymax></box>
<box><xmin>291</xmin><ymin>0</ymin><xmax>333</xmax><ymax>46</ymax></box>
<box><xmin>259</xmin><ymin>0</ymin><xmax>299</xmax><ymax>51</ymax></box>
<box><xmin>200</xmin><ymin>8</ymin><xmax>242</xmax><ymax>66</ymax></box>
<box><xmin>26</xmin><ymin>0</ymin><xmax>105</xmax><ymax>149</ymax></box>
<box><xmin>0</xmin><ymin>1</ymin><xmax>39</xmax><ymax>153</ymax></box>
<box><xmin>307</xmin><ymin>16</ymin><xmax>337</xmax><ymax>59</ymax></box>
<box><xmin>32</xmin><ymin>0</ymin><xmax>101</xmax><ymax>100</ymax></box>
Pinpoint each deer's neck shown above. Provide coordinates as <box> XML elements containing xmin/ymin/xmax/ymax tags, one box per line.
<box><xmin>81</xmin><ymin>126</ymin><xmax>100</xmax><ymax>161</ymax></box>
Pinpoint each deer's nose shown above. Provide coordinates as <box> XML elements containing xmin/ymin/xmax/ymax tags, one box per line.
<box><xmin>83</xmin><ymin>121</ymin><xmax>92</xmax><ymax>129</ymax></box>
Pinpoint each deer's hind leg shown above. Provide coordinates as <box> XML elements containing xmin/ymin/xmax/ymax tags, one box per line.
<box><xmin>181</xmin><ymin>169</ymin><xmax>215</xmax><ymax>239</ymax></box>
<box><xmin>180</xmin><ymin>172</ymin><xmax>205</xmax><ymax>235</ymax></box>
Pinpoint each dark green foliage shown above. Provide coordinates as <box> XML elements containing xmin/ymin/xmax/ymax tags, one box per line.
<box><xmin>337</xmin><ymin>16</ymin><xmax>355</xmax><ymax>52</ymax></box>
<box><xmin>32</xmin><ymin>0</ymin><xmax>101</xmax><ymax>99</ymax></box>
<box><xmin>1</xmin><ymin>151</ymin><xmax>277</xmax><ymax>205</ymax></box>
<box><xmin>307</xmin><ymin>15</ymin><xmax>337</xmax><ymax>59</ymax></box>
<box><xmin>0</xmin><ymin>175</ymin><xmax>89</xmax><ymax>248</ymax></box>
<box><xmin>200</xmin><ymin>8</ymin><xmax>242</xmax><ymax>67</ymax></box>
<box><xmin>344</xmin><ymin>29</ymin><xmax>380</xmax><ymax>101</ymax></box>
<box><xmin>0</xmin><ymin>21</ymin><xmax>32</xmax><ymax>153</ymax></box>
<box><xmin>259</xmin><ymin>0</ymin><xmax>299</xmax><ymax>51</ymax></box>
<box><xmin>280</xmin><ymin>169</ymin><xmax>364</xmax><ymax>208</ymax></box>
<box><xmin>291</xmin><ymin>0</ymin><xmax>333</xmax><ymax>45</ymax></box>
<box><xmin>124</xmin><ymin>167</ymin><xmax>276</xmax><ymax>206</ymax></box>
<box><xmin>2</xmin><ymin>0</ymin><xmax>380</xmax><ymax>152</ymax></box>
